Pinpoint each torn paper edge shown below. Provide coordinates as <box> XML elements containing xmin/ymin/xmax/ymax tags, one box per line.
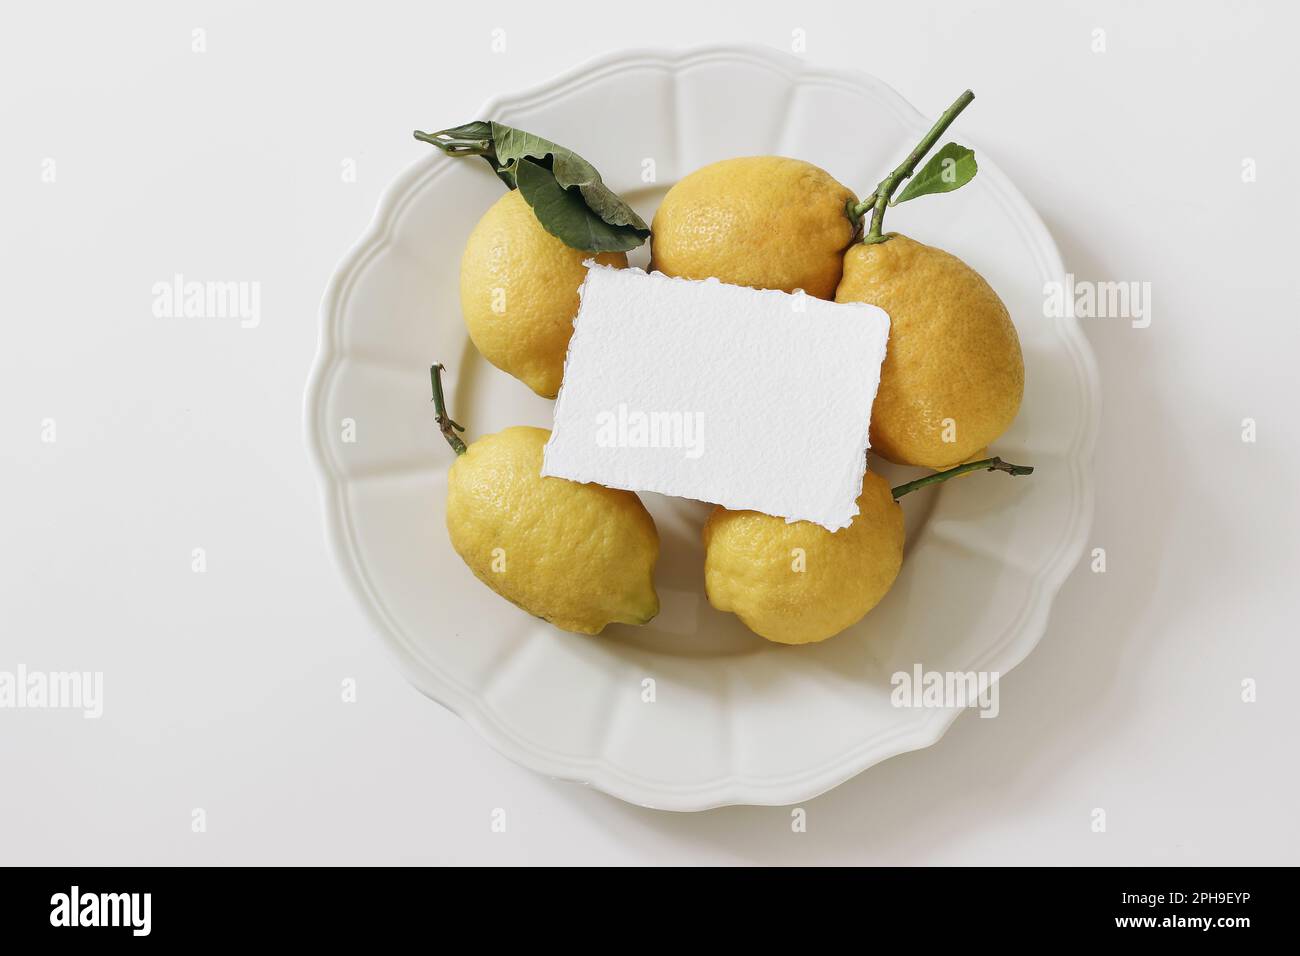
<box><xmin>543</xmin><ymin>261</ymin><xmax>890</xmax><ymax>531</ymax></box>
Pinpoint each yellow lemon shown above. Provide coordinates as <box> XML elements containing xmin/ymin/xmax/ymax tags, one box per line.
<box><xmin>702</xmin><ymin>471</ymin><xmax>903</xmax><ymax>645</ymax></box>
<box><xmin>446</xmin><ymin>425</ymin><xmax>659</xmax><ymax>634</ymax></box>
<box><xmin>460</xmin><ymin>190</ymin><xmax>626</xmax><ymax>398</ymax></box>
<box><xmin>836</xmin><ymin>235</ymin><xmax>1023</xmax><ymax>468</ymax></box>
<box><xmin>650</xmin><ymin>157</ymin><xmax>857</xmax><ymax>299</ymax></box>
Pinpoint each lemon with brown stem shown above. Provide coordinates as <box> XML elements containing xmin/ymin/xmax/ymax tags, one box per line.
<box><xmin>432</xmin><ymin>365</ymin><xmax>659</xmax><ymax>634</ymax></box>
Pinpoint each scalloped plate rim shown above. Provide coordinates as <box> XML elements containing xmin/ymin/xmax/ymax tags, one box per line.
<box><xmin>304</xmin><ymin>43</ymin><xmax>1100</xmax><ymax>812</ymax></box>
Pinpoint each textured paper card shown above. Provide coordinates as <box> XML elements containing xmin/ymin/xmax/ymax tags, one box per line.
<box><xmin>541</xmin><ymin>264</ymin><xmax>890</xmax><ymax>531</ymax></box>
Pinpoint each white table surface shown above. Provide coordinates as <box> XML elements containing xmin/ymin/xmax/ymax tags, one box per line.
<box><xmin>3</xmin><ymin>0</ymin><xmax>1297</xmax><ymax>865</ymax></box>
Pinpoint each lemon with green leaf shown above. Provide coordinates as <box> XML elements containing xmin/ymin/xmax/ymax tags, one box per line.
<box><xmin>416</xmin><ymin>122</ymin><xmax>649</xmax><ymax>398</ymax></box>
<box><xmin>834</xmin><ymin>92</ymin><xmax>1023</xmax><ymax>468</ymax></box>
<box><xmin>459</xmin><ymin>190</ymin><xmax>626</xmax><ymax>398</ymax></box>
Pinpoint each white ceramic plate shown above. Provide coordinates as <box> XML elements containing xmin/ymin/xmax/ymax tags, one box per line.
<box><xmin>305</xmin><ymin>45</ymin><xmax>1099</xmax><ymax>811</ymax></box>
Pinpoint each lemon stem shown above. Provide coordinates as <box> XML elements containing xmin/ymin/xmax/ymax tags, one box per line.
<box><xmin>414</xmin><ymin>127</ymin><xmax>493</xmax><ymax>156</ymax></box>
<box><xmin>853</xmin><ymin>90</ymin><xmax>975</xmax><ymax>244</ymax></box>
<box><xmin>430</xmin><ymin>363</ymin><xmax>467</xmax><ymax>455</ymax></box>
<box><xmin>890</xmin><ymin>456</ymin><xmax>1033</xmax><ymax>500</ymax></box>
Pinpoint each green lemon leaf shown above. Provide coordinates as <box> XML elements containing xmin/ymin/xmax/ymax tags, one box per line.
<box><xmin>514</xmin><ymin>158</ymin><xmax>647</xmax><ymax>253</ymax></box>
<box><xmin>413</xmin><ymin>120</ymin><xmax>649</xmax><ymax>251</ymax></box>
<box><xmin>492</xmin><ymin>124</ymin><xmax>649</xmax><ymax>233</ymax></box>
<box><xmin>891</xmin><ymin>142</ymin><xmax>978</xmax><ymax>205</ymax></box>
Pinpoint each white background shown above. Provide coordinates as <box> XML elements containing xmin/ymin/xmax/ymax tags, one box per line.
<box><xmin>3</xmin><ymin>0</ymin><xmax>1297</xmax><ymax>865</ymax></box>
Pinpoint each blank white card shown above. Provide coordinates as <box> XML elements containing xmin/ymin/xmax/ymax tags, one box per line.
<box><xmin>541</xmin><ymin>264</ymin><xmax>890</xmax><ymax>531</ymax></box>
